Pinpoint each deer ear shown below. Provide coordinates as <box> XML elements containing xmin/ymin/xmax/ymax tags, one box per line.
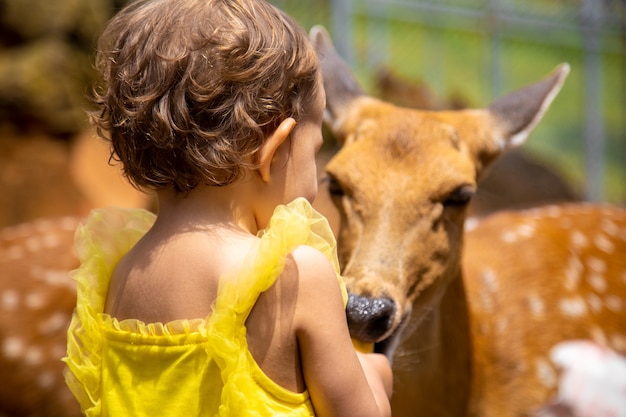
<box><xmin>310</xmin><ymin>25</ymin><xmax>364</xmax><ymax>138</ymax></box>
<box><xmin>488</xmin><ymin>63</ymin><xmax>570</xmax><ymax>151</ymax></box>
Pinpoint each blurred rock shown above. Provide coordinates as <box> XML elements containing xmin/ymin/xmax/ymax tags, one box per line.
<box><xmin>0</xmin><ymin>0</ymin><xmax>114</xmax><ymax>45</ymax></box>
<box><xmin>0</xmin><ymin>39</ymin><xmax>93</xmax><ymax>135</ymax></box>
<box><xmin>0</xmin><ymin>0</ymin><xmax>124</xmax><ymax>136</ymax></box>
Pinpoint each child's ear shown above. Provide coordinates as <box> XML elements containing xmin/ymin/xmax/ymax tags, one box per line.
<box><xmin>258</xmin><ymin>117</ymin><xmax>296</xmax><ymax>182</ymax></box>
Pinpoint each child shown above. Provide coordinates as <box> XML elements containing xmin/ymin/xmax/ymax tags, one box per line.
<box><xmin>63</xmin><ymin>0</ymin><xmax>393</xmax><ymax>416</ymax></box>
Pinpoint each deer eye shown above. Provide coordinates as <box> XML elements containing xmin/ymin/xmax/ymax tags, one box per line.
<box><xmin>443</xmin><ymin>185</ymin><xmax>475</xmax><ymax>207</ymax></box>
<box><xmin>326</xmin><ymin>174</ymin><xmax>345</xmax><ymax>198</ymax></box>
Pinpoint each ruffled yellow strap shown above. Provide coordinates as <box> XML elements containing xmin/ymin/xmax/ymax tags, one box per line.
<box><xmin>63</xmin><ymin>208</ymin><xmax>156</xmax><ymax>415</ymax></box>
<box><xmin>206</xmin><ymin>197</ymin><xmax>346</xmax><ymax>414</ymax></box>
<box><xmin>217</xmin><ymin>197</ymin><xmax>344</xmax><ymax>317</ymax></box>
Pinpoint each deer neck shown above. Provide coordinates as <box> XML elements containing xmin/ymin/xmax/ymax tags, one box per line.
<box><xmin>391</xmin><ymin>268</ymin><xmax>473</xmax><ymax>416</ymax></box>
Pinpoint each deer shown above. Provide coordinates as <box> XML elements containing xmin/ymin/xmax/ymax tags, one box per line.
<box><xmin>310</xmin><ymin>25</ymin><xmax>626</xmax><ymax>417</ymax></box>
<box><xmin>0</xmin><ymin>216</ymin><xmax>82</xmax><ymax>417</ymax></box>
<box><xmin>462</xmin><ymin>204</ymin><xmax>626</xmax><ymax>417</ymax></box>
<box><xmin>0</xmin><ymin>122</ymin><xmax>158</xmax><ymax>416</ymax></box>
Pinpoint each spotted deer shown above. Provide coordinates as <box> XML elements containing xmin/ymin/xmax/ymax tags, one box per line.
<box><xmin>462</xmin><ymin>204</ymin><xmax>626</xmax><ymax>417</ymax></box>
<box><xmin>310</xmin><ymin>26</ymin><xmax>626</xmax><ymax>417</ymax></box>
<box><xmin>0</xmin><ymin>124</ymin><xmax>154</xmax><ymax>415</ymax></box>
<box><xmin>0</xmin><ymin>217</ymin><xmax>82</xmax><ymax>416</ymax></box>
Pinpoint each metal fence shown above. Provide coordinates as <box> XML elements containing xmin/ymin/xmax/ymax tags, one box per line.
<box><xmin>272</xmin><ymin>0</ymin><xmax>626</xmax><ymax>203</ymax></box>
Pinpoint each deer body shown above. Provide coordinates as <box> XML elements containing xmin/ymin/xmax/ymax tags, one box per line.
<box><xmin>462</xmin><ymin>204</ymin><xmax>626</xmax><ymax>417</ymax></box>
<box><xmin>311</xmin><ymin>26</ymin><xmax>626</xmax><ymax>417</ymax></box>
<box><xmin>0</xmin><ymin>217</ymin><xmax>81</xmax><ymax>417</ymax></box>
<box><xmin>0</xmin><ymin>126</ymin><xmax>150</xmax><ymax>415</ymax></box>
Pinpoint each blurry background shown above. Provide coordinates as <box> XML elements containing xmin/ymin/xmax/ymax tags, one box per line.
<box><xmin>0</xmin><ymin>0</ymin><xmax>624</xmax><ymax>230</ymax></box>
<box><xmin>0</xmin><ymin>0</ymin><xmax>145</xmax><ymax>230</ymax></box>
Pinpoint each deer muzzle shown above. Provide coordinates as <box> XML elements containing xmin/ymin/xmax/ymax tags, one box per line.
<box><xmin>346</xmin><ymin>293</ymin><xmax>396</xmax><ymax>342</ymax></box>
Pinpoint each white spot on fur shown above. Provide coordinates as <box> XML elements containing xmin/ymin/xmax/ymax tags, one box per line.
<box><xmin>38</xmin><ymin>312</ymin><xmax>69</xmax><ymax>335</ymax></box>
<box><xmin>44</xmin><ymin>268</ymin><xmax>72</xmax><ymax>284</ymax></box>
<box><xmin>37</xmin><ymin>371</ymin><xmax>56</xmax><ymax>390</ymax></box>
<box><xmin>524</xmin><ymin>207</ymin><xmax>543</xmax><ymax>219</ymax></box>
<box><xmin>586</xmin><ymin>256</ymin><xmax>607</xmax><ymax>273</ymax></box>
<box><xmin>479</xmin><ymin>293</ymin><xmax>494</xmax><ymax>313</ymax></box>
<box><xmin>502</xmin><ymin>223</ymin><xmax>536</xmax><ymax>243</ymax></box>
<box><xmin>527</xmin><ymin>295</ymin><xmax>545</xmax><ymax>317</ymax></box>
<box><xmin>605</xmin><ymin>295</ymin><xmax>623</xmax><ymax>313</ymax></box>
<box><xmin>481</xmin><ymin>269</ymin><xmax>498</xmax><ymax>293</ymax></box>
<box><xmin>589</xmin><ymin>326</ymin><xmax>608</xmax><ymax>345</ymax></box>
<box><xmin>496</xmin><ymin>317</ymin><xmax>508</xmax><ymax>333</ymax></box>
<box><xmin>480</xmin><ymin>293</ymin><xmax>494</xmax><ymax>312</ymax></box>
<box><xmin>4</xmin><ymin>245</ymin><xmax>25</xmax><ymax>260</ymax></box>
<box><xmin>587</xmin><ymin>273</ymin><xmax>608</xmax><ymax>293</ymax></box>
<box><xmin>586</xmin><ymin>293</ymin><xmax>603</xmax><ymax>313</ymax></box>
<box><xmin>3</xmin><ymin>337</ymin><xmax>24</xmax><ymax>359</ymax></box>
<box><xmin>25</xmin><ymin>292</ymin><xmax>46</xmax><ymax>309</ymax></box>
<box><xmin>564</xmin><ymin>255</ymin><xmax>583</xmax><ymax>291</ymax></box>
<box><xmin>601</xmin><ymin>219</ymin><xmax>619</xmax><ymax>236</ymax></box>
<box><xmin>59</xmin><ymin>217</ymin><xmax>80</xmax><ymax>231</ymax></box>
<box><xmin>516</xmin><ymin>223</ymin><xmax>536</xmax><ymax>238</ymax></box>
<box><xmin>24</xmin><ymin>236</ymin><xmax>42</xmax><ymax>253</ymax></box>
<box><xmin>559</xmin><ymin>297</ymin><xmax>588</xmax><ymax>317</ymax></box>
<box><xmin>570</xmin><ymin>230</ymin><xmax>589</xmax><ymax>250</ymax></box>
<box><xmin>40</xmin><ymin>232</ymin><xmax>62</xmax><ymax>248</ymax></box>
<box><xmin>536</xmin><ymin>358</ymin><xmax>557</xmax><ymax>388</ymax></box>
<box><xmin>24</xmin><ymin>346</ymin><xmax>44</xmax><ymax>366</ymax></box>
<box><xmin>30</xmin><ymin>266</ymin><xmax>76</xmax><ymax>291</ymax></box>
<box><xmin>464</xmin><ymin>217</ymin><xmax>479</xmax><ymax>232</ymax></box>
<box><xmin>594</xmin><ymin>233</ymin><xmax>615</xmax><ymax>253</ymax></box>
<box><xmin>559</xmin><ymin>217</ymin><xmax>573</xmax><ymax>228</ymax></box>
<box><xmin>544</xmin><ymin>206</ymin><xmax>562</xmax><ymax>218</ymax></box>
<box><xmin>1</xmin><ymin>289</ymin><xmax>19</xmax><ymax>311</ymax></box>
<box><xmin>501</xmin><ymin>231</ymin><xmax>518</xmax><ymax>243</ymax></box>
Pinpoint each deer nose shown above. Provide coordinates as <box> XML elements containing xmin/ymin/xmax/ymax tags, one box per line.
<box><xmin>346</xmin><ymin>294</ymin><xmax>396</xmax><ymax>342</ymax></box>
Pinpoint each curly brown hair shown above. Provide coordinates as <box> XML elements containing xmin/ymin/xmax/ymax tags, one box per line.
<box><xmin>90</xmin><ymin>0</ymin><xmax>320</xmax><ymax>193</ymax></box>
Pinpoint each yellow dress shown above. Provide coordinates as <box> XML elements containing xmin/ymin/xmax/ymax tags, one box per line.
<box><xmin>63</xmin><ymin>198</ymin><xmax>347</xmax><ymax>417</ymax></box>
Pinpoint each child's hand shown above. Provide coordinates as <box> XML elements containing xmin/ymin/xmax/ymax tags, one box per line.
<box><xmin>356</xmin><ymin>351</ymin><xmax>393</xmax><ymax>416</ymax></box>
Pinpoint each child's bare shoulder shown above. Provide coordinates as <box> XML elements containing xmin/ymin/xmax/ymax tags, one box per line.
<box><xmin>290</xmin><ymin>245</ymin><xmax>336</xmax><ymax>279</ymax></box>
<box><xmin>289</xmin><ymin>245</ymin><xmax>344</xmax><ymax>310</ymax></box>
<box><xmin>107</xmin><ymin>229</ymin><xmax>259</xmax><ymax>321</ymax></box>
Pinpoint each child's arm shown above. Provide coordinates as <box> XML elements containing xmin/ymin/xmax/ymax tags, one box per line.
<box><xmin>356</xmin><ymin>351</ymin><xmax>393</xmax><ymax>414</ymax></box>
<box><xmin>292</xmin><ymin>246</ymin><xmax>393</xmax><ymax>417</ymax></box>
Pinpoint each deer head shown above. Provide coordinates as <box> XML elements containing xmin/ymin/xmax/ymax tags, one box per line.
<box><xmin>310</xmin><ymin>26</ymin><xmax>569</xmax><ymax>357</ymax></box>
